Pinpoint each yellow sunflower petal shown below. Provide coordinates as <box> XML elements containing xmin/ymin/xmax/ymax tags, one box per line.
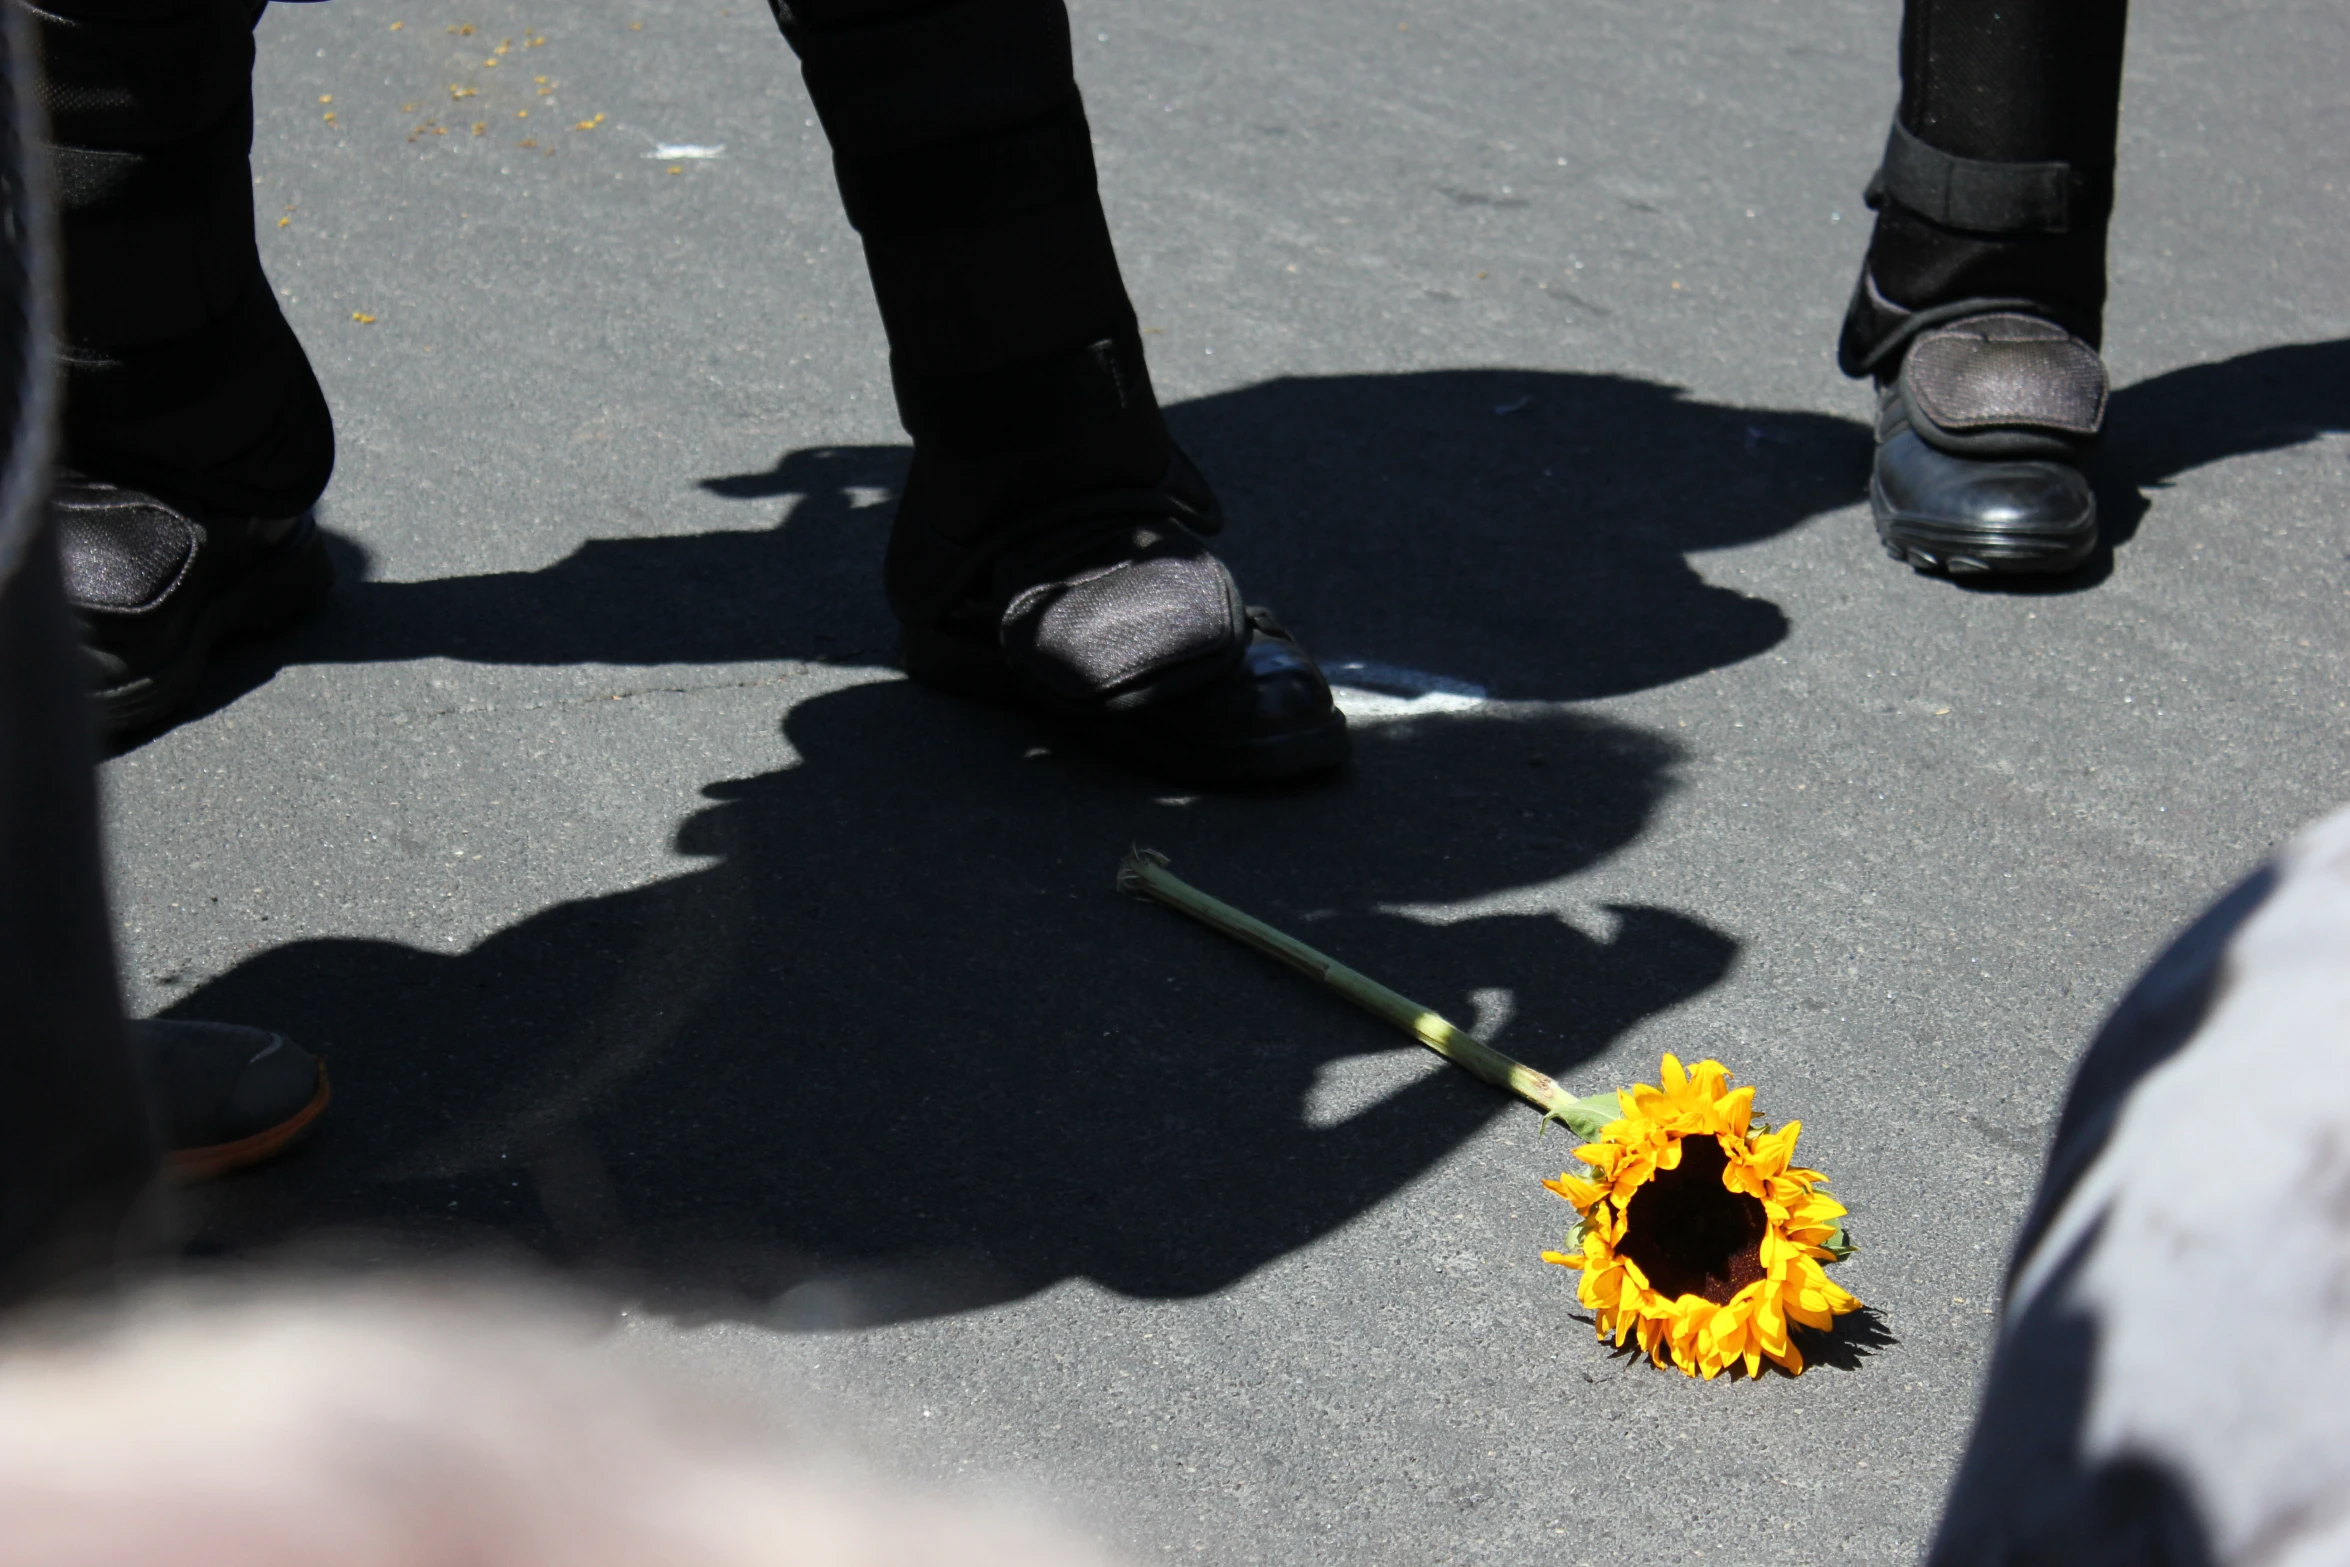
<box><xmin>1749</xmin><ymin>1122</ymin><xmax>1800</xmax><ymax>1176</ymax></box>
<box><xmin>1622</xmin><ymin>1085</ymin><xmax>1668</xmax><ymax>1127</ymax></box>
<box><xmin>1687</xmin><ymin>1058</ymin><xmax>1731</xmax><ymax>1107</ymax></box>
<box><xmin>1723</xmin><ymin>1147</ymin><xmax>1769</xmax><ymax>1200</ymax></box>
<box><xmin>1545</xmin><ymin>1172</ymin><xmax>1607</xmax><ymax>1211</ymax></box>
<box><xmin>1786</xmin><ymin>1190</ymin><xmax>1848</xmax><ymax>1224</ymax></box>
<box><xmin>1784</xmin><ymin>1299</ymin><xmax>1834</xmax><ymax>1332</ymax></box>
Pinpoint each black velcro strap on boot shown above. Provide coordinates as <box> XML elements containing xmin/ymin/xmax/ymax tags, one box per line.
<box><xmin>1897</xmin><ymin>312</ymin><xmax>2107</xmax><ymax>457</ymax></box>
<box><xmin>1866</xmin><ymin>121</ymin><xmax>2102</xmax><ymax>237</ymax></box>
<box><xmin>38</xmin><ymin>0</ymin><xmax>261</xmax><ymax>350</ymax></box>
<box><xmin>27</xmin><ymin>0</ymin><xmax>252</xmax><ymax>146</ymax></box>
<box><xmin>884</xmin><ymin>439</ymin><xmax>1220</xmax><ymax>633</ymax></box>
<box><xmin>1835</xmin><ymin>253</ymin><xmax>2062</xmax><ymax>379</ymax></box>
<box><xmin>894</xmin><ymin>332</ymin><xmax>1151</xmax><ymax>456</ymax></box>
<box><xmin>995</xmin><ymin>512</ymin><xmax>1247</xmax><ymax>714</ymax></box>
<box><xmin>789</xmin><ymin>0</ymin><xmax>1074</xmax><ymax>156</ymax></box>
<box><xmin>60</xmin><ymin>236</ymin><xmax>277</xmax><ymax>421</ymax></box>
<box><xmin>53</xmin><ymin>480</ymin><xmax>196</xmax><ymax>609</ymax></box>
<box><xmin>833</xmin><ymin>93</ymin><xmax>1095</xmax><ymax>238</ymax></box>
<box><xmin>51</xmin><ymin>102</ymin><xmax>249</xmax><ymax>220</ymax></box>
<box><xmin>54</xmin><ymin>113</ymin><xmax>258</xmax><ymax>347</ymax></box>
<box><xmin>63</xmin><ymin>267</ymin><xmax>334</xmax><ymax>519</ymax></box>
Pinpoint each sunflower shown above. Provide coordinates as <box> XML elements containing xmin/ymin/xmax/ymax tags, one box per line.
<box><xmin>1542</xmin><ymin>1054</ymin><xmax>1860</xmax><ymax>1378</ymax></box>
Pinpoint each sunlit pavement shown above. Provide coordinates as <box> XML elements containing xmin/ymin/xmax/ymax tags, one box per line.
<box><xmin>102</xmin><ymin>1</ymin><xmax>2350</xmax><ymax>1561</ymax></box>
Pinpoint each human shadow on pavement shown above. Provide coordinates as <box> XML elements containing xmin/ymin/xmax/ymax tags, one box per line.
<box><xmin>147</xmin><ymin>367</ymin><xmax>1870</xmax><ymax>744</ymax></box>
<box><xmin>167</xmin><ymin>683</ymin><xmax>1735</xmax><ymax>1326</ymax></box>
<box><xmin>131</xmin><ymin>343</ymin><xmax>2350</xmax><ymax>740</ymax></box>
<box><xmin>2096</xmin><ymin>335</ymin><xmax>2350</xmax><ymax>546</ymax></box>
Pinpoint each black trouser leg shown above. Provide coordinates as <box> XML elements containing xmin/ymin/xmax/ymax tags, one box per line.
<box><xmin>773</xmin><ymin>0</ymin><xmax>1176</xmax><ymax>617</ymax></box>
<box><xmin>0</xmin><ymin>521</ymin><xmax>159</xmax><ymax>1302</ymax></box>
<box><xmin>1839</xmin><ymin>0</ymin><xmax>2130</xmax><ymax>376</ymax></box>
<box><xmin>36</xmin><ymin>0</ymin><xmax>331</xmax><ymax>518</ymax></box>
<box><xmin>766</xmin><ymin>0</ymin><xmax>1347</xmax><ymax>782</ymax></box>
<box><xmin>1835</xmin><ymin>0</ymin><xmax>2128</xmax><ymax>578</ymax></box>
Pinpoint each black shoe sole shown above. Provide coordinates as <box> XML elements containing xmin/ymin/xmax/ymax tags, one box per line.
<box><xmin>95</xmin><ymin>513</ymin><xmax>334</xmax><ymax>737</ymax></box>
<box><xmin>898</xmin><ymin>622</ymin><xmax>1350</xmax><ymax>787</ymax></box>
<box><xmin>169</xmin><ymin>1062</ymin><xmax>331</xmax><ymax>1181</ymax></box>
<box><xmin>1871</xmin><ymin>474</ymin><xmax>2098</xmax><ymax>577</ymax></box>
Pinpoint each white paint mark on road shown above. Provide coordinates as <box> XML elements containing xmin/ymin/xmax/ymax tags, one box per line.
<box><xmin>1326</xmin><ymin>659</ymin><xmax>1488</xmax><ymax>719</ymax></box>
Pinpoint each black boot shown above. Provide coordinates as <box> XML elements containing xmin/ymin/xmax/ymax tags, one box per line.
<box><xmin>778</xmin><ymin>0</ymin><xmax>1345</xmax><ymax>784</ymax></box>
<box><xmin>55</xmin><ymin>471</ymin><xmax>332</xmax><ymax>732</ymax></box>
<box><xmin>129</xmin><ymin>1020</ymin><xmax>329</xmax><ymax>1179</ymax></box>
<box><xmin>1839</xmin><ymin>0</ymin><xmax>2128</xmax><ymax>577</ymax></box>
<box><xmin>37</xmin><ymin>0</ymin><xmax>335</xmax><ymax>733</ymax></box>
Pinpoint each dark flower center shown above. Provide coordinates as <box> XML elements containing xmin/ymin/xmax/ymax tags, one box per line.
<box><xmin>1615</xmin><ymin>1134</ymin><xmax>1767</xmax><ymax>1305</ymax></box>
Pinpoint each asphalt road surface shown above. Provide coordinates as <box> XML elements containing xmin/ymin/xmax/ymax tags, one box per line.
<box><xmin>100</xmin><ymin>0</ymin><xmax>2350</xmax><ymax>1561</ymax></box>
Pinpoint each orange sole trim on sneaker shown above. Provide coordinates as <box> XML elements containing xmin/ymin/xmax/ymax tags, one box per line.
<box><xmin>167</xmin><ymin>1065</ymin><xmax>331</xmax><ymax>1182</ymax></box>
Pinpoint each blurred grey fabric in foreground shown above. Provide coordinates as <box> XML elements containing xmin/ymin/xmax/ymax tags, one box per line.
<box><xmin>1932</xmin><ymin>803</ymin><xmax>2350</xmax><ymax>1567</ymax></box>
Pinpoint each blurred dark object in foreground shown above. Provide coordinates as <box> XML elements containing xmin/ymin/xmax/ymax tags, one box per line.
<box><xmin>0</xmin><ymin>0</ymin><xmax>163</xmax><ymax>1303</ymax></box>
<box><xmin>0</xmin><ymin>0</ymin><xmax>332</xmax><ymax>1304</ymax></box>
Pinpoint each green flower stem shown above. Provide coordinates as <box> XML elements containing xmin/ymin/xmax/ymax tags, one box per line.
<box><xmin>1118</xmin><ymin>850</ymin><xmax>1622</xmax><ymax>1139</ymax></box>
